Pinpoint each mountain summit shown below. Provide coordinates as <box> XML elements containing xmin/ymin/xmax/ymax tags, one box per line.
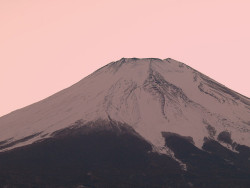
<box><xmin>0</xmin><ymin>58</ymin><xmax>249</xmax><ymax>187</ymax></box>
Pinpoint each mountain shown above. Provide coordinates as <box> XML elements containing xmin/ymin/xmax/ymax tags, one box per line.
<box><xmin>0</xmin><ymin>58</ymin><xmax>249</xmax><ymax>187</ymax></box>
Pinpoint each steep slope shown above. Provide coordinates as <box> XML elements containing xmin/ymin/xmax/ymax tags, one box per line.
<box><xmin>0</xmin><ymin>58</ymin><xmax>249</xmax><ymax>152</ymax></box>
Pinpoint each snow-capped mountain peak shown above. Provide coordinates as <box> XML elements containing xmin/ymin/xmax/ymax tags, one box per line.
<box><xmin>0</xmin><ymin>58</ymin><xmax>249</xmax><ymax>152</ymax></box>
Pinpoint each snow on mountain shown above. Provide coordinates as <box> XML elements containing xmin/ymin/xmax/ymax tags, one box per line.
<box><xmin>0</xmin><ymin>58</ymin><xmax>249</xmax><ymax>152</ymax></box>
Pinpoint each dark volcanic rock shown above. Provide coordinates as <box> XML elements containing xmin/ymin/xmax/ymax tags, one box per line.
<box><xmin>217</xmin><ymin>131</ymin><xmax>233</xmax><ymax>145</ymax></box>
<box><xmin>162</xmin><ymin>132</ymin><xmax>250</xmax><ymax>188</ymax></box>
<box><xmin>0</xmin><ymin>122</ymin><xmax>184</xmax><ymax>188</ymax></box>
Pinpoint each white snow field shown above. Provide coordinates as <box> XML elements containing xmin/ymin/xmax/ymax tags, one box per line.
<box><xmin>0</xmin><ymin>58</ymin><xmax>249</xmax><ymax>152</ymax></box>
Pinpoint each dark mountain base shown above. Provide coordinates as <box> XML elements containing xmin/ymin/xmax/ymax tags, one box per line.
<box><xmin>0</xmin><ymin>122</ymin><xmax>185</xmax><ymax>188</ymax></box>
<box><xmin>0</xmin><ymin>121</ymin><xmax>249</xmax><ymax>188</ymax></box>
<box><xmin>162</xmin><ymin>132</ymin><xmax>250</xmax><ymax>188</ymax></box>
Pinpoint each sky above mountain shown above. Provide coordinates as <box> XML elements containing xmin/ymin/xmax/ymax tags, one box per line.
<box><xmin>0</xmin><ymin>0</ymin><xmax>249</xmax><ymax>117</ymax></box>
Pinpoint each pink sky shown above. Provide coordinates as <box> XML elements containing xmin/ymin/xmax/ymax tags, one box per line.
<box><xmin>0</xmin><ymin>0</ymin><xmax>249</xmax><ymax>117</ymax></box>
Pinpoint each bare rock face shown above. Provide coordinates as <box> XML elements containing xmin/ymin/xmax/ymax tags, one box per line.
<box><xmin>217</xmin><ymin>131</ymin><xmax>233</xmax><ymax>145</ymax></box>
<box><xmin>0</xmin><ymin>58</ymin><xmax>249</xmax><ymax>187</ymax></box>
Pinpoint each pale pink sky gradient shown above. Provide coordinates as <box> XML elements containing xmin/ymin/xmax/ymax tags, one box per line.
<box><xmin>0</xmin><ymin>0</ymin><xmax>249</xmax><ymax>117</ymax></box>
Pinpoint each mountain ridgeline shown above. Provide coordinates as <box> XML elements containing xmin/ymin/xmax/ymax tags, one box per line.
<box><xmin>0</xmin><ymin>58</ymin><xmax>249</xmax><ymax>187</ymax></box>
